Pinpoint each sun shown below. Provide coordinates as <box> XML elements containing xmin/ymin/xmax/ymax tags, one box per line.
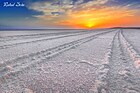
<box><xmin>86</xmin><ymin>22</ymin><xmax>95</xmax><ymax>28</ymax></box>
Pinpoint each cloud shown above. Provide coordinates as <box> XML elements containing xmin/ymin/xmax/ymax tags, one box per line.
<box><xmin>29</xmin><ymin>0</ymin><xmax>74</xmax><ymax>16</ymax></box>
<box><xmin>29</xmin><ymin>0</ymin><xmax>109</xmax><ymax>16</ymax></box>
<box><xmin>28</xmin><ymin>0</ymin><xmax>140</xmax><ymax>28</ymax></box>
<box><xmin>75</xmin><ymin>0</ymin><xmax>84</xmax><ymax>4</ymax></box>
<box><xmin>58</xmin><ymin>6</ymin><xmax>138</xmax><ymax>28</ymax></box>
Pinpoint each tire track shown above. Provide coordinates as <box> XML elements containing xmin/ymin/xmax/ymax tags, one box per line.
<box><xmin>0</xmin><ymin>30</ymin><xmax>115</xmax><ymax>63</ymax></box>
<box><xmin>0</xmin><ymin>30</ymin><xmax>87</xmax><ymax>42</ymax></box>
<box><xmin>0</xmin><ymin>30</ymin><xmax>116</xmax><ymax>82</ymax></box>
<box><xmin>94</xmin><ymin>30</ymin><xmax>118</xmax><ymax>93</ymax></box>
<box><xmin>0</xmin><ymin>30</ymin><xmax>114</xmax><ymax>50</ymax></box>
<box><xmin>105</xmin><ymin>30</ymin><xmax>140</xmax><ymax>93</ymax></box>
<box><xmin>0</xmin><ymin>31</ymin><xmax>92</xmax><ymax>50</ymax></box>
<box><xmin>120</xmin><ymin>29</ymin><xmax>140</xmax><ymax>69</ymax></box>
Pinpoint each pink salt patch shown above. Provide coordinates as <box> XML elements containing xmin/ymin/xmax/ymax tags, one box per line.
<box><xmin>0</xmin><ymin>62</ymin><xmax>3</xmax><ymax>67</ymax></box>
<box><xmin>6</xmin><ymin>65</ymin><xmax>13</xmax><ymax>70</ymax></box>
<box><xmin>135</xmin><ymin>60</ymin><xmax>140</xmax><ymax>68</ymax></box>
<box><xmin>23</xmin><ymin>88</ymin><xmax>34</xmax><ymax>93</ymax></box>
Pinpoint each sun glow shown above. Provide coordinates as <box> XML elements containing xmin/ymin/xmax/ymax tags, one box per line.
<box><xmin>36</xmin><ymin>4</ymin><xmax>140</xmax><ymax>29</ymax></box>
<box><xmin>86</xmin><ymin>22</ymin><xmax>95</xmax><ymax>28</ymax></box>
<box><xmin>56</xmin><ymin>6</ymin><xmax>139</xmax><ymax>28</ymax></box>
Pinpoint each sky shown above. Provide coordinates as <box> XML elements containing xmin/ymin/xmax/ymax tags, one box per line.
<box><xmin>0</xmin><ymin>0</ymin><xmax>140</xmax><ymax>29</ymax></box>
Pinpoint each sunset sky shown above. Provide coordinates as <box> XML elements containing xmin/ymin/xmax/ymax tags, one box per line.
<box><xmin>0</xmin><ymin>0</ymin><xmax>140</xmax><ymax>29</ymax></box>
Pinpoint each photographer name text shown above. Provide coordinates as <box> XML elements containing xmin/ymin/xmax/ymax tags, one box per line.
<box><xmin>1</xmin><ymin>2</ymin><xmax>25</xmax><ymax>7</ymax></box>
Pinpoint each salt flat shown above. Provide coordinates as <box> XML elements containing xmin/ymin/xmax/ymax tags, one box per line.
<box><xmin>0</xmin><ymin>29</ymin><xmax>140</xmax><ymax>93</ymax></box>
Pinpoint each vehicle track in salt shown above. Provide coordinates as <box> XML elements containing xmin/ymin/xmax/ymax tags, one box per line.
<box><xmin>0</xmin><ymin>31</ymin><xmax>93</xmax><ymax>50</ymax></box>
<box><xmin>94</xmin><ymin>29</ymin><xmax>118</xmax><ymax>93</ymax></box>
<box><xmin>103</xmin><ymin>30</ymin><xmax>140</xmax><ymax>93</ymax></box>
<box><xmin>120</xmin><ymin>30</ymin><xmax>140</xmax><ymax>69</ymax></box>
<box><xmin>0</xmin><ymin>30</ymin><xmax>116</xmax><ymax>65</ymax></box>
<box><xmin>0</xmin><ymin>30</ymin><xmax>116</xmax><ymax>82</ymax></box>
<box><xmin>0</xmin><ymin>30</ymin><xmax>87</xmax><ymax>42</ymax></box>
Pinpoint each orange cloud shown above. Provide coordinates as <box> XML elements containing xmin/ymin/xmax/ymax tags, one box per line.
<box><xmin>57</xmin><ymin>6</ymin><xmax>140</xmax><ymax>28</ymax></box>
<box><xmin>31</xmin><ymin>1</ymin><xmax>140</xmax><ymax>29</ymax></box>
